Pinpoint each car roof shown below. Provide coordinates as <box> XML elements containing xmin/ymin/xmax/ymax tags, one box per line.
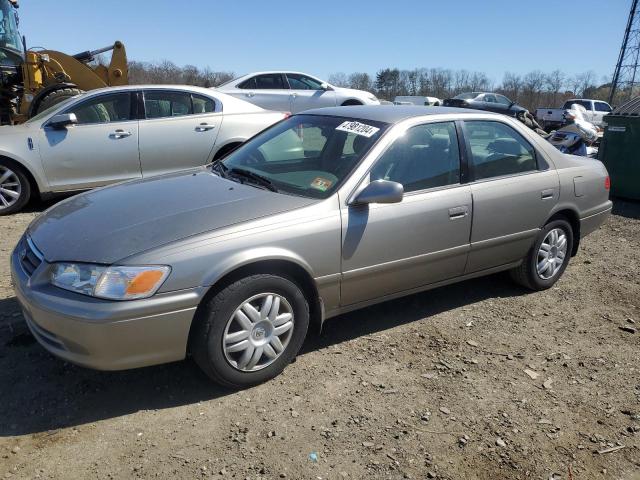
<box><xmin>300</xmin><ymin>105</ymin><xmax>491</xmax><ymax>124</ymax></box>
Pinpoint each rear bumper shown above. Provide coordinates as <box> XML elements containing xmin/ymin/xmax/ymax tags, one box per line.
<box><xmin>580</xmin><ymin>202</ymin><xmax>612</xmax><ymax>238</ymax></box>
<box><xmin>11</xmin><ymin>245</ymin><xmax>205</xmax><ymax>371</ymax></box>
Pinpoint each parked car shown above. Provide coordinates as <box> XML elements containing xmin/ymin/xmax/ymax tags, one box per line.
<box><xmin>443</xmin><ymin>92</ymin><xmax>527</xmax><ymax>116</ymax></box>
<box><xmin>216</xmin><ymin>71</ymin><xmax>379</xmax><ymax>113</ymax></box>
<box><xmin>535</xmin><ymin>99</ymin><xmax>613</xmax><ymax>131</ymax></box>
<box><xmin>394</xmin><ymin>95</ymin><xmax>442</xmax><ymax>106</ymax></box>
<box><xmin>0</xmin><ymin>85</ymin><xmax>288</xmax><ymax>214</ymax></box>
<box><xmin>12</xmin><ymin>106</ymin><xmax>612</xmax><ymax>388</ymax></box>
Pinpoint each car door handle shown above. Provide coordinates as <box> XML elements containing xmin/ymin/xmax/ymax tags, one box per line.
<box><xmin>541</xmin><ymin>189</ymin><xmax>555</xmax><ymax>200</ymax></box>
<box><xmin>109</xmin><ymin>129</ymin><xmax>132</xmax><ymax>139</ymax></box>
<box><xmin>291</xmin><ymin>93</ymin><xmax>298</xmax><ymax>98</ymax></box>
<box><xmin>195</xmin><ymin>123</ymin><xmax>216</xmax><ymax>132</ymax></box>
<box><xmin>245</xmin><ymin>92</ymin><xmax>255</xmax><ymax>98</ymax></box>
<box><xmin>448</xmin><ymin>206</ymin><xmax>469</xmax><ymax>219</ymax></box>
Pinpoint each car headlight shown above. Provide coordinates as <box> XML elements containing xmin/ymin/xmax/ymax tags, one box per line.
<box><xmin>51</xmin><ymin>264</ymin><xmax>170</xmax><ymax>300</ymax></box>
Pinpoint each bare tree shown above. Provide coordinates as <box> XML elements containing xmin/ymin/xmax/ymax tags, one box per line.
<box><xmin>545</xmin><ymin>69</ymin><xmax>565</xmax><ymax>105</ymax></box>
<box><xmin>328</xmin><ymin>72</ymin><xmax>349</xmax><ymax>88</ymax></box>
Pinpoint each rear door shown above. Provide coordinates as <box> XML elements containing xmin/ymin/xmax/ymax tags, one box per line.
<box><xmin>138</xmin><ymin>89</ymin><xmax>221</xmax><ymax>177</ymax></box>
<box><xmin>340</xmin><ymin>121</ymin><xmax>472</xmax><ymax>305</ymax></box>
<box><xmin>593</xmin><ymin>101</ymin><xmax>612</xmax><ymax>125</ymax></box>
<box><xmin>39</xmin><ymin>91</ymin><xmax>141</xmax><ymax>190</ymax></box>
<box><xmin>235</xmin><ymin>74</ymin><xmax>291</xmax><ymax>111</ymax></box>
<box><xmin>461</xmin><ymin>120</ymin><xmax>559</xmax><ymax>273</ymax></box>
<box><xmin>285</xmin><ymin>73</ymin><xmax>336</xmax><ymax>113</ymax></box>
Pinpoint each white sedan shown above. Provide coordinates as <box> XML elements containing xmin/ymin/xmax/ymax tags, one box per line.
<box><xmin>216</xmin><ymin>71</ymin><xmax>379</xmax><ymax>113</ymax></box>
<box><xmin>0</xmin><ymin>85</ymin><xmax>288</xmax><ymax>214</ymax></box>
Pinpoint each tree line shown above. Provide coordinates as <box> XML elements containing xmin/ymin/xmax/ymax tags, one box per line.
<box><xmin>125</xmin><ymin>60</ymin><xmax>627</xmax><ymax>111</ymax></box>
<box><xmin>329</xmin><ymin>68</ymin><xmax>620</xmax><ymax>110</ymax></box>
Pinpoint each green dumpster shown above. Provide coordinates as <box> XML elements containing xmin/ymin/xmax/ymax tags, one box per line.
<box><xmin>599</xmin><ymin>96</ymin><xmax>640</xmax><ymax>200</ymax></box>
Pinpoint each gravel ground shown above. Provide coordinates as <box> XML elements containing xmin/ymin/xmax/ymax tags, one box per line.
<box><xmin>0</xmin><ymin>198</ymin><xmax>639</xmax><ymax>480</ymax></box>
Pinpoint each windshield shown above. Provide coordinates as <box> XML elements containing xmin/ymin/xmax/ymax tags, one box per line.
<box><xmin>454</xmin><ymin>92</ymin><xmax>481</xmax><ymax>100</ymax></box>
<box><xmin>0</xmin><ymin>0</ymin><xmax>21</xmax><ymax>54</ymax></box>
<box><xmin>218</xmin><ymin>115</ymin><xmax>388</xmax><ymax>199</ymax></box>
<box><xmin>25</xmin><ymin>96</ymin><xmax>80</xmax><ymax>124</ymax></box>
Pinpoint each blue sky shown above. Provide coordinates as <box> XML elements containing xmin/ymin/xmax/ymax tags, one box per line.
<box><xmin>20</xmin><ymin>0</ymin><xmax>629</xmax><ymax>85</ymax></box>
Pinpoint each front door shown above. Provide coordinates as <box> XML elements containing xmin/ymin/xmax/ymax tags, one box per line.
<box><xmin>340</xmin><ymin>121</ymin><xmax>472</xmax><ymax>306</ymax></box>
<box><xmin>285</xmin><ymin>73</ymin><xmax>336</xmax><ymax>113</ymax></box>
<box><xmin>462</xmin><ymin>120</ymin><xmax>560</xmax><ymax>273</ymax></box>
<box><xmin>138</xmin><ymin>90</ymin><xmax>221</xmax><ymax>177</ymax></box>
<box><xmin>39</xmin><ymin>91</ymin><xmax>141</xmax><ymax>191</ymax></box>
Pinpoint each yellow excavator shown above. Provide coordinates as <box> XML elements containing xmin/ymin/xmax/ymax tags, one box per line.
<box><xmin>0</xmin><ymin>0</ymin><xmax>128</xmax><ymax>124</ymax></box>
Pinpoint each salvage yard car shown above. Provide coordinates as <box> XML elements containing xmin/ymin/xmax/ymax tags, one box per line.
<box><xmin>444</xmin><ymin>92</ymin><xmax>526</xmax><ymax>117</ymax></box>
<box><xmin>216</xmin><ymin>71</ymin><xmax>380</xmax><ymax>113</ymax></box>
<box><xmin>0</xmin><ymin>85</ymin><xmax>288</xmax><ymax>214</ymax></box>
<box><xmin>11</xmin><ymin>106</ymin><xmax>612</xmax><ymax>388</ymax></box>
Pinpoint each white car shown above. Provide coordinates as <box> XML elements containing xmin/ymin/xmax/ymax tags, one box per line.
<box><xmin>216</xmin><ymin>71</ymin><xmax>379</xmax><ymax>113</ymax></box>
<box><xmin>393</xmin><ymin>96</ymin><xmax>442</xmax><ymax>106</ymax></box>
<box><xmin>0</xmin><ymin>85</ymin><xmax>288</xmax><ymax>214</ymax></box>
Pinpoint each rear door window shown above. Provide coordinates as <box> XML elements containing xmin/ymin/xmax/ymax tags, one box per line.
<box><xmin>144</xmin><ymin>91</ymin><xmax>192</xmax><ymax>119</ymax></box>
<box><xmin>286</xmin><ymin>73</ymin><xmax>324</xmax><ymax>90</ymax></box>
<box><xmin>192</xmin><ymin>94</ymin><xmax>216</xmax><ymax>114</ymax></box>
<box><xmin>254</xmin><ymin>74</ymin><xmax>286</xmax><ymax>90</ymax></box>
<box><xmin>464</xmin><ymin>121</ymin><xmax>537</xmax><ymax>180</ymax></box>
<box><xmin>594</xmin><ymin>102</ymin><xmax>612</xmax><ymax>112</ymax></box>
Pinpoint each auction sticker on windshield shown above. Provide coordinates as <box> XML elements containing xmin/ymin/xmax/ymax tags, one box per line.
<box><xmin>336</xmin><ymin>121</ymin><xmax>380</xmax><ymax>138</ymax></box>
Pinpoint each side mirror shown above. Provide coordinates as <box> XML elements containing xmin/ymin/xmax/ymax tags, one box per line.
<box><xmin>48</xmin><ymin>113</ymin><xmax>78</xmax><ymax>129</ymax></box>
<box><xmin>352</xmin><ymin>180</ymin><xmax>404</xmax><ymax>205</ymax></box>
<box><xmin>509</xmin><ymin>101</ymin><xmax>516</xmax><ymax>108</ymax></box>
<box><xmin>320</xmin><ymin>83</ymin><xmax>333</xmax><ymax>91</ymax></box>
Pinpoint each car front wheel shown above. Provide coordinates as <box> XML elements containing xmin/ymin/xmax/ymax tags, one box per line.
<box><xmin>0</xmin><ymin>161</ymin><xmax>31</xmax><ymax>215</ymax></box>
<box><xmin>191</xmin><ymin>274</ymin><xmax>309</xmax><ymax>388</ymax></box>
<box><xmin>510</xmin><ymin>218</ymin><xmax>574</xmax><ymax>291</ymax></box>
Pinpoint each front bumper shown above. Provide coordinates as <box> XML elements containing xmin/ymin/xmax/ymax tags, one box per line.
<box><xmin>10</xmin><ymin>242</ymin><xmax>205</xmax><ymax>371</ymax></box>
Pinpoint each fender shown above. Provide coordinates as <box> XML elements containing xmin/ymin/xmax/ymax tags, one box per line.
<box><xmin>0</xmin><ymin>150</ymin><xmax>48</xmax><ymax>193</ymax></box>
<box><xmin>201</xmin><ymin>246</ymin><xmax>318</xmax><ymax>289</ymax></box>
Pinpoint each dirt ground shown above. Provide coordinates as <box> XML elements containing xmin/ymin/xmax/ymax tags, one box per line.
<box><xmin>0</xmin><ymin>198</ymin><xmax>638</xmax><ymax>480</ymax></box>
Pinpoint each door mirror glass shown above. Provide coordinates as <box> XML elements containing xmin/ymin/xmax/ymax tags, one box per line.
<box><xmin>48</xmin><ymin>113</ymin><xmax>78</xmax><ymax>129</ymax></box>
<box><xmin>353</xmin><ymin>180</ymin><xmax>404</xmax><ymax>205</ymax></box>
<box><xmin>321</xmin><ymin>83</ymin><xmax>332</xmax><ymax>91</ymax></box>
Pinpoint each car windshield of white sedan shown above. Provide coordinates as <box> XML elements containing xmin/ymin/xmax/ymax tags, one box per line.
<box><xmin>217</xmin><ymin>115</ymin><xmax>387</xmax><ymax>199</ymax></box>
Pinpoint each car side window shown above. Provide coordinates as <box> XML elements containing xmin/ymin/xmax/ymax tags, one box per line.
<box><xmin>496</xmin><ymin>95</ymin><xmax>512</xmax><ymax>106</ymax></box>
<box><xmin>192</xmin><ymin>94</ymin><xmax>216</xmax><ymax>114</ymax></box>
<box><xmin>595</xmin><ymin>102</ymin><xmax>612</xmax><ymax>112</ymax></box>
<box><xmin>62</xmin><ymin>93</ymin><xmax>131</xmax><ymax>125</ymax></box>
<box><xmin>483</xmin><ymin>94</ymin><xmax>497</xmax><ymax>103</ymax></box>
<box><xmin>144</xmin><ymin>91</ymin><xmax>192</xmax><ymax>119</ymax></box>
<box><xmin>254</xmin><ymin>74</ymin><xmax>286</xmax><ymax>90</ymax></box>
<box><xmin>286</xmin><ymin>73</ymin><xmax>324</xmax><ymax>90</ymax></box>
<box><xmin>237</xmin><ymin>77</ymin><xmax>256</xmax><ymax>89</ymax></box>
<box><xmin>370</xmin><ymin>122</ymin><xmax>461</xmax><ymax>193</ymax></box>
<box><xmin>464</xmin><ymin>121</ymin><xmax>537</xmax><ymax>181</ymax></box>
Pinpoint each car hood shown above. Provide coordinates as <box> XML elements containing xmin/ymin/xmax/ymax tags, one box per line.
<box><xmin>28</xmin><ymin>169</ymin><xmax>317</xmax><ymax>264</ymax></box>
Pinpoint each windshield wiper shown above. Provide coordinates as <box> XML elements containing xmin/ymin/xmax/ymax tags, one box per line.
<box><xmin>211</xmin><ymin>161</ymin><xmax>229</xmax><ymax>178</ymax></box>
<box><xmin>229</xmin><ymin>168</ymin><xmax>278</xmax><ymax>192</ymax></box>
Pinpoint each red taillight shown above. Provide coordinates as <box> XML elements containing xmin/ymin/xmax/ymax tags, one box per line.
<box><xmin>605</xmin><ymin>176</ymin><xmax>611</xmax><ymax>190</ymax></box>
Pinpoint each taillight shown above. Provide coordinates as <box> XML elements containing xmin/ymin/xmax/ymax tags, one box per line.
<box><xmin>605</xmin><ymin>176</ymin><xmax>611</xmax><ymax>190</ymax></box>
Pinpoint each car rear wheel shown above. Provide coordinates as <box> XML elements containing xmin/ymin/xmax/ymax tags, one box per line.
<box><xmin>510</xmin><ymin>218</ymin><xmax>573</xmax><ymax>291</ymax></box>
<box><xmin>0</xmin><ymin>161</ymin><xmax>31</xmax><ymax>215</ymax></box>
<box><xmin>191</xmin><ymin>274</ymin><xmax>309</xmax><ymax>388</ymax></box>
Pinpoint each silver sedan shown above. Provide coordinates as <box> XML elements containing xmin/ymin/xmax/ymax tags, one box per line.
<box><xmin>0</xmin><ymin>85</ymin><xmax>287</xmax><ymax>214</ymax></box>
<box><xmin>12</xmin><ymin>106</ymin><xmax>612</xmax><ymax>388</ymax></box>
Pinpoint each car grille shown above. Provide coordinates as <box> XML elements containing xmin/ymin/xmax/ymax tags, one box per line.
<box><xmin>20</xmin><ymin>236</ymin><xmax>44</xmax><ymax>276</ymax></box>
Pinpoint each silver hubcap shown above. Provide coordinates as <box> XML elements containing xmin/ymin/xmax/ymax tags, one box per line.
<box><xmin>222</xmin><ymin>293</ymin><xmax>294</xmax><ymax>372</ymax></box>
<box><xmin>0</xmin><ymin>166</ymin><xmax>21</xmax><ymax>210</ymax></box>
<box><xmin>537</xmin><ymin>228</ymin><xmax>567</xmax><ymax>280</ymax></box>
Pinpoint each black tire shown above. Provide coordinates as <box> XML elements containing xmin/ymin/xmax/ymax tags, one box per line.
<box><xmin>510</xmin><ymin>218</ymin><xmax>574</xmax><ymax>291</ymax></box>
<box><xmin>34</xmin><ymin>87</ymin><xmax>84</xmax><ymax>115</ymax></box>
<box><xmin>191</xmin><ymin>274</ymin><xmax>309</xmax><ymax>388</ymax></box>
<box><xmin>0</xmin><ymin>160</ymin><xmax>32</xmax><ymax>215</ymax></box>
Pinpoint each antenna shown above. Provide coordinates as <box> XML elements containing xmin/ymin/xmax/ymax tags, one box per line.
<box><xmin>610</xmin><ymin>0</ymin><xmax>640</xmax><ymax>104</ymax></box>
